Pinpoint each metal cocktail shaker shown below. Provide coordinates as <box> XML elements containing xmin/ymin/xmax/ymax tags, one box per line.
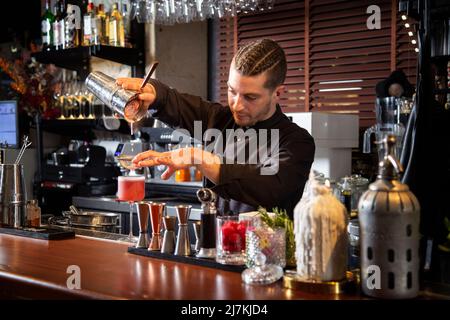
<box><xmin>85</xmin><ymin>71</ymin><xmax>148</xmax><ymax>123</ymax></box>
<box><xmin>174</xmin><ymin>205</ymin><xmax>192</xmax><ymax>256</ymax></box>
<box><xmin>0</xmin><ymin>164</ymin><xmax>27</xmax><ymax>228</ymax></box>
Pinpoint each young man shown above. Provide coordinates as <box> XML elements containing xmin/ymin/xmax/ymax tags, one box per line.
<box><xmin>117</xmin><ymin>39</ymin><xmax>315</xmax><ymax>218</ymax></box>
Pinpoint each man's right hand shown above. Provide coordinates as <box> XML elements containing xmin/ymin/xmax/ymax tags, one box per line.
<box><xmin>116</xmin><ymin>77</ymin><xmax>157</xmax><ymax>109</ymax></box>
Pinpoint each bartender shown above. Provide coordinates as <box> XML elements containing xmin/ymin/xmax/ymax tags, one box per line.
<box><xmin>117</xmin><ymin>39</ymin><xmax>315</xmax><ymax>218</ymax></box>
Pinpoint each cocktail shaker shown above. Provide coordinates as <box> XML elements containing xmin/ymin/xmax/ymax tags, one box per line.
<box><xmin>85</xmin><ymin>71</ymin><xmax>148</xmax><ymax>123</ymax></box>
<box><xmin>0</xmin><ymin>164</ymin><xmax>27</xmax><ymax>228</ymax></box>
<box><xmin>174</xmin><ymin>205</ymin><xmax>192</xmax><ymax>256</ymax></box>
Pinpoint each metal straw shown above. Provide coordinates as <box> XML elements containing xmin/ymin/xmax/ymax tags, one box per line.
<box><xmin>15</xmin><ymin>136</ymin><xmax>32</xmax><ymax>165</ymax></box>
<box><xmin>139</xmin><ymin>61</ymin><xmax>159</xmax><ymax>92</ymax></box>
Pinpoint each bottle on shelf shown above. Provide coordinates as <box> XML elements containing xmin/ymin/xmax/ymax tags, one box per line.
<box><xmin>52</xmin><ymin>0</ymin><xmax>66</xmax><ymax>50</ymax></box>
<box><xmin>65</xmin><ymin>3</ymin><xmax>82</xmax><ymax>48</ymax></box>
<box><xmin>41</xmin><ymin>0</ymin><xmax>55</xmax><ymax>51</ymax></box>
<box><xmin>97</xmin><ymin>3</ymin><xmax>109</xmax><ymax>45</ymax></box>
<box><xmin>83</xmin><ymin>2</ymin><xmax>96</xmax><ymax>46</ymax></box>
<box><xmin>122</xmin><ymin>3</ymin><xmax>132</xmax><ymax>48</ymax></box>
<box><xmin>109</xmin><ymin>2</ymin><xmax>124</xmax><ymax>47</ymax></box>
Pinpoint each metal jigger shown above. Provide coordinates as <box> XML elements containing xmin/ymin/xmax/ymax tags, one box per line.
<box><xmin>135</xmin><ymin>201</ymin><xmax>150</xmax><ymax>249</ymax></box>
<box><xmin>161</xmin><ymin>216</ymin><xmax>177</xmax><ymax>254</ymax></box>
<box><xmin>174</xmin><ymin>205</ymin><xmax>192</xmax><ymax>256</ymax></box>
<box><xmin>193</xmin><ymin>221</ymin><xmax>202</xmax><ymax>252</ymax></box>
<box><xmin>148</xmin><ymin>202</ymin><xmax>165</xmax><ymax>251</ymax></box>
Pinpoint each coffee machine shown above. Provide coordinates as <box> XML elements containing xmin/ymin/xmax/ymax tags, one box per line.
<box><xmin>36</xmin><ymin>139</ymin><xmax>123</xmax><ymax>216</ymax></box>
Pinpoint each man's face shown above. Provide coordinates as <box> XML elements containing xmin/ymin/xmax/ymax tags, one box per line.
<box><xmin>227</xmin><ymin>62</ymin><xmax>282</xmax><ymax>127</ymax></box>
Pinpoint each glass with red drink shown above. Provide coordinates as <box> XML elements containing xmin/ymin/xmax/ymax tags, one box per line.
<box><xmin>117</xmin><ymin>175</ymin><xmax>145</xmax><ymax>242</ymax></box>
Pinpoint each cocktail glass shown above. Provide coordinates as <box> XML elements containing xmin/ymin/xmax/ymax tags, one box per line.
<box><xmin>117</xmin><ymin>175</ymin><xmax>145</xmax><ymax>242</ymax></box>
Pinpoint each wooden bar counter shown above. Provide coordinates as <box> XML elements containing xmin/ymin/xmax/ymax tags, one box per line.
<box><xmin>0</xmin><ymin>233</ymin><xmax>365</xmax><ymax>300</ymax></box>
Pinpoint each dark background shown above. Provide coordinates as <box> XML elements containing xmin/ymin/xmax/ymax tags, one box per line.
<box><xmin>0</xmin><ymin>1</ymin><xmax>41</xmax><ymax>46</ymax></box>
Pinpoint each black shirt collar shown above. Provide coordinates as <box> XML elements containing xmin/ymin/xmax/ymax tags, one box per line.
<box><xmin>250</xmin><ymin>104</ymin><xmax>284</xmax><ymax>129</ymax></box>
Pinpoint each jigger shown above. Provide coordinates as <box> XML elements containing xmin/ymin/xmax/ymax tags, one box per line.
<box><xmin>174</xmin><ymin>205</ymin><xmax>192</xmax><ymax>256</ymax></box>
<box><xmin>135</xmin><ymin>201</ymin><xmax>150</xmax><ymax>249</ymax></box>
<box><xmin>161</xmin><ymin>216</ymin><xmax>177</xmax><ymax>254</ymax></box>
<box><xmin>148</xmin><ymin>202</ymin><xmax>165</xmax><ymax>251</ymax></box>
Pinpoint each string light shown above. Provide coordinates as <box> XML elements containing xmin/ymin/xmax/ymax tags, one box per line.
<box><xmin>405</xmin><ymin>23</ymin><xmax>410</xmax><ymax>28</ymax></box>
<box><xmin>411</xmin><ymin>39</ymin><xmax>416</xmax><ymax>44</ymax></box>
<box><xmin>408</xmin><ymin>31</ymin><xmax>414</xmax><ymax>36</ymax></box>
<box><xmin>401</xmin><ymin>14</ymin><xmax>407</xmax><ymax>20</ymax></box>
<box><xmin>415</xmin><ymin>48</ymin><xmax>419</xmax><ymax>53</ymax></box>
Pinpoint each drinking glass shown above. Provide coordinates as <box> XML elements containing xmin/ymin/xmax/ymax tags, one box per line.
<box><xmin>216</xmin><ymin>215</ymin><xmax>247</xmax><ymax>265</ymax></box>
<box><xmin>117</xmin><ymin>175</ymin><xmax>145</xmax><ymax>242</ymax></box>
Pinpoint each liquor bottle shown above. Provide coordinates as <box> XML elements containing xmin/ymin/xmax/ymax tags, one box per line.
<box><xmin>91</xmin><ymin>4</ymin><xmax>101</xmax><ymax>45</ymax></box>
<box><xmin>52</xmin><ymin>0</ymin><xmax>63</xmax><ymax>50</ymax></box>
<box><xmin>109</xmin><ymin>2</ymin><xmax>124</xmax><ymax>47</ymax></box>
<box><xmin>65</xmin><ymin>3</ymin><xmax>82</xmax><ymax>48</ymax></box>
<box><xmin>97</xmin><ymin>3</ymin><xmax>109</xmax><ymax>45</ymax></box>
<box><xmin>122</xmin><ymin>3</ymin><xmax>131</xmax><ymax>48</ymax></box>
<box><xmin>41</xmin><ymin>0</ymin><xmax>55</xmax><ymax>51</ymax></box>
<box><xmin>83</xmin><ymin>2</ymin><xmax>95</xmax><ymax>46</ymax></box>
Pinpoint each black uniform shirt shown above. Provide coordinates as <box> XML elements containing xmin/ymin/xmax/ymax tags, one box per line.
<box><xmin>148</xmin><ymin>80</ymin><xmax>315</xmax><ymax>219</ymax></box>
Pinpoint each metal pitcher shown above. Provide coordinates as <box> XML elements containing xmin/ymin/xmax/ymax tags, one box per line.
<box><xmin>0</xmin><ymin>164</ymin><xmax>27</xmax><ymax>228</ymax></box>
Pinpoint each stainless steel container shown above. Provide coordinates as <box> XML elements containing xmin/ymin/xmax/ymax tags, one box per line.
<box><xmin>49</xmin><ymin>210</ymin><xmax>120</xmax><ymax>233</ymax></box>
<box><xmin>358</xmin><ymin>135</ymin><xmax>420</xmax><ymax>299</ymax></box>
<box><xmin>85</xmin><ymin>71</ymin><xmax>148</xmax><ymax>123</ymax></box>
<box><xmin>0</xmin><ymin>164</ymin><xmax>27</xmax><ymax>228</ymax></box>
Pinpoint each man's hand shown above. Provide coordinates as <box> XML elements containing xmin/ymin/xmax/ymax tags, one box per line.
<box><xmin>132</xmin><ymin>147</ymin><xmax>221</xmax><ymax>183</ymax></box>
<box><xmin>116</xmin><ymin>77</ymin><xmax>157</xmax><ymax>109</ymax></box>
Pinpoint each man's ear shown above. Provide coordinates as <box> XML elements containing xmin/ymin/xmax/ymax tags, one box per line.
<box><xmin>275</xmin><ymin>85</ymin><xmax>285</xmax><ymax>98</ymax></box>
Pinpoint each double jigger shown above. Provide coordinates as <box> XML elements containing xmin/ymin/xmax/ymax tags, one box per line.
<box><xmin>136</xmin><ymin>202</ymin><xmax>192</xmax><ymax>255</ymax></box>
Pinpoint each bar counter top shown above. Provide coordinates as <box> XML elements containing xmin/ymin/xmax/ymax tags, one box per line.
<box><xmin>0</xmin><ymin>233</ymin><xmax>448</xmax><ymax>300</ymax></box>
<box><xmin>0</xmin><ymin>233</ymin><xmax>365</xmax><ymax>300</ymax></box>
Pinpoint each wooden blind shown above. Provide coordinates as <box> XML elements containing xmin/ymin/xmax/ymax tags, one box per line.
<box><xmin>213</xmin><ymin>0</ymin><xmax>418</xmax><ymax>127</ymax></box>
<box><xmin>237</xmin><ymin>0</ymin><xmax>306</xmax><ymax>111</ymax></box>
<box><xmin>214</xmin><ymin>17</ymin><xmax>237</xmax><ymax>106</ymax></box>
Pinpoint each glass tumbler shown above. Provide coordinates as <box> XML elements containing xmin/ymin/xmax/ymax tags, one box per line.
<box><xmin>216</xmin><ymin>215</ymin><xmax>247</xmax><ymax>265</ymax></box>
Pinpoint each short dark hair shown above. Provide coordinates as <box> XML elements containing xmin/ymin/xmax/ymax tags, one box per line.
<box><xmin>233</xmin><ymin>39</ymin><xmax>287</xmax><ymax>90</ymax></box>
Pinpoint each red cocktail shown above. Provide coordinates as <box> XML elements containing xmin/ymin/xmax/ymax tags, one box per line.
<box><xmin>117</xmin><ymin>176</ymin><xmax>145</xmax><ymax>202</ymax></box>
<box><xmin>117</xmin><ymin>175</ymin><xmax>145</xmax><ymax>243</ymax></box>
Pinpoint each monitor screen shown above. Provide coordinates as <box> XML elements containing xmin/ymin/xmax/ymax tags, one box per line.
<box><xmin>0</xmin><ymin>100</ymin><xmax>19</xmax><ymax>148</ymax></box>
